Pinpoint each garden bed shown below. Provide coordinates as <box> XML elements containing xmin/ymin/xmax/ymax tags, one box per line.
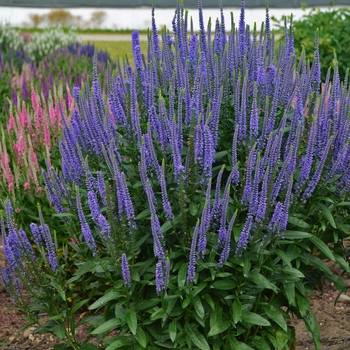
<box><xmin>1</xmin><ymin>244</ymin><xmax>350</xmax><ymax>350</ymax></box>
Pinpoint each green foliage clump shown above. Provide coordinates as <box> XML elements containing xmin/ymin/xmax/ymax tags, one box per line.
<box><xmin>273</xmin><ymin>7</ymin><xmax>350</xmax><ymax>81</ymax></box>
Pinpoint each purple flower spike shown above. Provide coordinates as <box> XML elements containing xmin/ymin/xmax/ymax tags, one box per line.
<box><xmin>121</xmin><ymin>253</ymin><xmax>131</xmax><ymax>288</ymax></box>
<box><xmin>132</xmin><ymin>31</ymin><xmax>143</xmax><ymax>73</ymax></box>
<box><xmin>187</xmin><ymin>220</ymin><xmax>200</xmax><ymax>284</ymax></box>
<box><xmin>155</xmin><ymin>260</ymin><xmax>165</xmax><ymax>295</ymax></box>
<box><xmin>238</xmin><ymin>0</ymin><xmax>246</xmax><ymax>61</ymax></box>
<box><xmin>76</xmin><ymin>191</ymin><xmax>97</xmax><ymax>254</ymax></box>
<box><xmin>218</xmin><ymin>210</ymin><xmax>237</xmax><ymax>267</ymax></box>
<box><xmin>268</xmin><ymin>201</ymin><xmax>284</xmax><ymax>233</ymax></box>
<box><xmin>235</xmin><ymin>215</ymin><xmax>253</xmax><ymax>257</ymax></box>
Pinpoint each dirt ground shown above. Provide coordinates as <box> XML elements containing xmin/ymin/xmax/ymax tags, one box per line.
<box><xmin>1</xmin><ymin>247</ymin><xmax>350</xmax><ymax>349</ymax></box>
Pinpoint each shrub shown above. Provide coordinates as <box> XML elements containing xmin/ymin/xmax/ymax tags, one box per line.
<box><xmin>272</xmin><ymin>6</ymin><xmax>350</xmax><ymax>81</ymax></box>
<box><xmin>1</xmin><ymin>1</ymin><xmax>350</xmax><ymax>350</ymax></box>
<box><xmin>0</xmin><ymin>23</ymin><xmax>25</xmax><ymax>53</ymax></box>
<box><xmin>25</xmin><ymin>26</ymin><xmax>80</xmax><ymax>63</ymax></box>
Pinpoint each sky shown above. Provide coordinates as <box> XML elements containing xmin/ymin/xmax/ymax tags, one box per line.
<box><xmin>0</xmin><ymin>5</ymin><xmax>345</xmax><ymax>31</ymax></box>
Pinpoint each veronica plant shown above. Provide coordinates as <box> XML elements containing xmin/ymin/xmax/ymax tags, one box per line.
<box><xmin>1</xmin><ymin>1</ymin><xmax>350</xmax><ymax>349</ymax></box>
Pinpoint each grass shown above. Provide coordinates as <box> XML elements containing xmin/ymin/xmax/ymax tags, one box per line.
<box><xmin>84</xmin><ymin>40</ymin><xmax>148</xmax><ymax>65</ymax></box>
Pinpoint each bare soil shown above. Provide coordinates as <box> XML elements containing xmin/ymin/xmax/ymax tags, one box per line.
<box><xmin>1</xmin><ymin>246</ymin><xmax>350</xmax><ymax>349</ymax></box>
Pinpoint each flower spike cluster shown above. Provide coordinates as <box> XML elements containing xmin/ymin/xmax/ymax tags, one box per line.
<box><xmin>3</xmin><ymin>0</ymin><xmax>350</xmax><ymax>297</ymax></box>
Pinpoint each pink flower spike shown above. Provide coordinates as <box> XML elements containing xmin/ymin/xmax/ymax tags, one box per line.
<box><xmin>70</xmin><ymin>237</ymin><xmax>79</xmax><ymax>244</ymax></box>
<box><xmin>43</xmin><ymin>124</ymin><xmax>51</xmax><ymax>149</ymax></box>
<box><xmin>24</xmin><ymin>182</ymin><xmax>30</xmax><ymax>190</ymax></box>
<box><xmin>21</xmin><ymin>101</ymin><xmax>29</xmax><ymax>129</ymax></box>
<box><xmin>34</xmin><ymin>106</ymin><xmax>43</xmax><ymax>133</ymax></box>
<box><xmin>31</xmin><ymin>86</ymin><xmax>39</xmax><ymax>111</ymax></box>
<box><xmin>30</xmin><ymin>149</ymin><xmax>39</xmax><ymax>171</ymax></box>
<box><xmin>49</xmin><ymin>106</ymin><xmax>56</xmax><ymax>127</ymax></box>
<box><xmin>8</xmin><ymin>182</ymin><xmax>14</xmax><ymax>192</ymax></box>
<box><xmin>7</xmin><ymin>111</ymin><xmax>16</xmax><ymax>132</ymax></box>
<box><xmin>66</xmin><ymin>86</ymin><xmax>74</xmax><ymax>111</ymax></box>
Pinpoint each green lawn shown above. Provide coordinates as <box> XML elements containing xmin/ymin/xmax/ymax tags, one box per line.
<box><xmin>84</xmin><ymin>40</ymin><xmax>148</xmax><ymax>66</ymax></box>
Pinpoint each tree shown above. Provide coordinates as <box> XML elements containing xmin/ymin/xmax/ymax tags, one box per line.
<box><xmin>89</xmin><ymin>11</ymin><xmax>107</xmax><ymax>28</ymax></box>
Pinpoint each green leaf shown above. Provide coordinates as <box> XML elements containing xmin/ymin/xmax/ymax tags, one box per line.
<box><xmin>91</xmin><ymin>318</ymin><xmax>120</xmax><ymax>334</ymax></box>
<box><xmin>249</xmin><ymin>336</ymin><xmax>272</xmax><ymax>350</ymax></box>
<box><xmin>296</xmin><ymin>293</ymin><xmax>310</xmax><ymax>316</ymax></box>
<box><xmin>189</xmin><ymin>202</ymin><xmax>198</xmax><ymax>216</ymax></box>
<box><xmin>282</xmin><ymin>282</ymin><xmax>296</xmax><ymax>307</ymax></box>
<box><xmin>178</xmin><ymin>263</ymin><xmax>187</xmax><ymax>287</ymax></box>
<box><xmin>154</xmin><ymin>341</ymin><xmax>175</xmax><ymax>348</ymax></box>
<box><xmin>282</xmin><ymin>230</ymin><xmax>312</xmax><ymax>239</ymax></box>
<box><xmin>263</xmin><ymin>304</ymin><xmax>287</xmax><ymax>331</ymax></box>
<box><xmin>287</xmin><ymin>216</ymin><xmax>311</xmax><ymax>229</ymax></box>
<box><xmin>248</xmin><ymin>271</ymin><xmax>278</xmax><ymax>293</ymax></box>
<box><xmin>317</xmin><ymin>203</ymin><xmax>337</xmax><ymax>229</ymax></box>
<box><xmin>150</xmin><ymin>308</ymin><xmax>165</xmax><ymax>321</ymax></box>
<box><xmin>303</xmin><ymin>310</ymin><xmax>321</xmax><ymax>350</ymax></box>
<box><xmin>136</xmin><ymin>208</ymin><xmax>150</xmax><ymax>220</ymax></box>
<box><xmin>281</xmin><ymin>266</ymin><xmax>304</xmax><ymax>279</ymax></box>
<box><xmin>163</xmin><ymin>295</ymin><xmax>178</xmax><ymax>319</ymax></box>
<box><xmin>334</xmin><ymin>254</ymin><xmax>350</xmax><ymax>273</ymax></box>
<box><xmin>228</xmin><ymin>335</ymin><xmax>255</xmax><ymax>350</ymax></box>
<box><xmin>335</xmin><ymin>201</ymin><xmax>350</xmax><ymax>207</ymax></box>
<box><xmin>211</xmin><ymin>279</ymin><xmax>236</xmax><ymax>290</ymax></box>
<box><xmin>190</xmin><ymin>283</ymin><xmax>207</xmax><ymax>298</ymax></box>
<box><xmin>105</xmin><ymin>338</ymin><xmax>132</xmax><ymax>350</ymax></box>
<box><xmin>326</xmin><ymin>273</ymin><xmax>346</xmax><ymax>292</ymax></box>
<box><xmin>134</xmin><ymin>327</ymin><xmax>147</xmax><ymax>348</ymax></box>
<box><xmin>126</xmin><ymin>308</ymin><xmax>137</xmax><ymax>335</ymax></box>
<box><xmin>207</xmin><ymin>321</ymin><xmax>230</xmax><ymax>337</ymax></box>
<box><xmin>182</xmin><ymin>297</ymin><xmax>191</xmax><ymax>309</ymax></box>
<box><xmin>308</xmin><ymin>235</ymin><xmax>335</xmax><ymax>261</ymax></box>
<box><xmin>53</xmin><ymin>322</ymin><xmax>66</xmax><ymax>340</ymax></box>
<box><xmin>70</xmin><ymin>299</ymin><xmax>89</xmax><ymax>315</ymax></box>
<box><xmin>285</xmin><ymin>244</ymin><xmax>302</xmax><ymax>261</ymax></box>
<box><xmin>53</xmin><ymin>345</ymin><xmax>70</xmax><ymax>350</ymax></box>
<box><xmin>275</xmin><ymin>329</ymin><xmax>290</xmax><ymax>350</ymax></box>
<box><xmin>215</xmin><ymin>150</ymin><xmax>228</xmax><ymax>160</ymax></box>
<box><xmin>275</xmin><ymin>249</ymin><xmax>292</xmax><ymax>267</ymax></box>
<box><xmin>192</xmin><ymin>295</ymin><xmax>205</xmax><ymax>320</ymax></box>
<box><xmin>210</xmin><ymin>306</ymin><xmax>222</xmax><ymax>329</ymax></box>
<box><xmin>49</xmin><ymin>282</ymin><xmax>66</xmax><ymax>301</ymax></box>
<box><xmin>232</xmin><ymin>299</ymin><xmax>242</xmax><ymax>324</ymax></box>
<box><xmin>71</xmin><ymin>260</ymin><xmax>96</xmax><ymax>277</ymax></box>
<box><xmin>81</xmin><ymin>344</ymin><xmax>100</xmax><ymax>350</ymax></box>
<box><xmin>242</xmin><ymin>312</ymin><xmax>271</xmax><ymax>326</ymax></box>
<box><xmin>53</xmin><ymin>212</ymin><xmax>74</xmax><ymax>218</ymax></box>
<box><xmin>184</xmin><ymin>324</ymin><xmax>210</xmax><ymax>350</ymax></box>
<box><xmin>338</xmin><ymin>223</ymin><xmax>350</xmax><ymax>235</ymax></box>
<box><xmin>316</xmin><ymin>196</ymin><xmax>334</xmax><ymax>204</ymax></box>
<box><xmin>136</xmin><ymin>299</ymin><xmax>159</xmax><ymax>311</ymax></box>
<box><xmin>89</xmin><ymin>291</ymin><xmax>121</xmax><ymax>310</ymax></box>
<box><xmin>243</xmin><ymin>259</ymin><xmax>251</xmax><ymax>276</ymax></box>
<box><xmin>169</xmin><ymin>320</ymin><xmax>177</xmax><ymax>342</ymax></box>
<box><xmin>203</xmin><ymin>294</ymin><xmax>215</xmax><ymax>310</ymax></box>
<box><xmin>115</xmin><ymin>304</ymin><xmax>126</xmax><ymax>320</ymax></box>
<box><xmin>301</xmin><ymin>253</ymin><xmax>332</xmax><ymax>274</ymax></box>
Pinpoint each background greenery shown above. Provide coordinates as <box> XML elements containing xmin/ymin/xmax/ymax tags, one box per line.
<box><xmin>272</xmin><ymin>6</ymin><xmax>350</xmax><ymax>81</ymax></box>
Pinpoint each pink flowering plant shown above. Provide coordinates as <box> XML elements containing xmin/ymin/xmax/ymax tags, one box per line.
<box><xmin>0</xmin><ymin>40</ymin><xmax>111</xmax><ymax>118</ymax></box>
<box><xmin>0</xmin><ymin>83</ymin><xmax>70</xmax><ymax>234</ymax></box>
<box><xmin>1</xmin><ymin>1</ymin><xmax>350</xmax><ymax>349</ymax></box>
